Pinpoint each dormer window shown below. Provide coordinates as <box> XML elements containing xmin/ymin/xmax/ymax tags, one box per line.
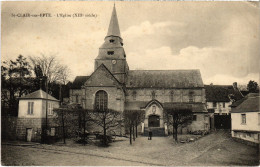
<box><xmin>107</xmin><ymin>51</ymin><xmax>114</xmax><ymax>55</ymax></box>
<box><xmin>109</xmin><ymin>39</ymin><xmax>115</xmax><ymax>43</ymax></box>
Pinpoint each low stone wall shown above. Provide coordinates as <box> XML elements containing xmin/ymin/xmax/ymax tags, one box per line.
<box><xmin>1</xmin><ymin>116</ymin><xmax>17</xmax><ymax>141</ymax></box>
<box><xmin>16</xmin><ymin>118</ymin><xmax>43</xmax><ymax>142</ymax></box>
<box><xmin>232</xmin><ymin>136</ymin><xmax>259</xmax><ymax>147</ymax></box>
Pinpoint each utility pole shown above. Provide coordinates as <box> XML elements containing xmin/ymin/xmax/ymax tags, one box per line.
<box><xmin>45</xmin><ymin>76</ymin><xmax>48</xmax><ymax>143</ymax></box>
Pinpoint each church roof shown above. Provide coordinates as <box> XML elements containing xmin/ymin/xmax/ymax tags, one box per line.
<box><xmin>106</xmin><ymin>4</ymin><xmax>121</xmax><ymax>38</ymax></box>
<box><xmin>126</xmin><ymin>70</ymin><xmax>204</xmax><ymax>88</ymax></box>
<box><xmin>19</xmin><ymin>89</ymin><xmax>59</xmax><ymax>101</ymax></box>
<box><xmin>71</xmin><ymin>76</ymin><xmax>90</xmax><ymax>89</ymax></box>
<box><xmin>204</xmin><ymin>85</ymin><xmax>243</xmax><ymax>102</ymax></box>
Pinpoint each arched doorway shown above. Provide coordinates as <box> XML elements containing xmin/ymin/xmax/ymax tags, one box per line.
<box><xmin>148</xmin><ymin>115</ymin><xmax>160</xmax><ymax>127</ymax></box>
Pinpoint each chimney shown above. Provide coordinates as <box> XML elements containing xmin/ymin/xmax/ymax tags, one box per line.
<box><xmin>233</xmin><ymin>82</ymin><xmax>237</xmax><ymax>89</ymax></box>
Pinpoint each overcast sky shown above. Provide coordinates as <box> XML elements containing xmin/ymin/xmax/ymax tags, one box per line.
<box><xmin>1</xmin><ymin>1</ymin><xmax>259</xmax><ymax>85</ymax></box>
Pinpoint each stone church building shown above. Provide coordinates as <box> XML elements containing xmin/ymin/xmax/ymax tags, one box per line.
<box><xmin>69</xmin><ymin>5</ymin><xmax>209</xmax><ymax>135</ymax></box>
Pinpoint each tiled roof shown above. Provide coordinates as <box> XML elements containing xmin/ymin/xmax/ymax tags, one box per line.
<box><xmin>230</xmin><ymin>93</ymin><xmax>259</xmax><ymax>108</ymax></box>
<box><xmin>205</xmin><ymin>85</ymin><xmax>243</xmax><ymax>102</ymax></box>
<box><xmin>231</xmin><ymin>93</ymin><xmax>259</xmax><ymax>113</ymax></box>
<box><xmin>126</xmin><ymin>70</ymin><xmax>204</xmax><ymax>88</ymax></box>
<box><xmin>71</xmin><ymin>76</ymin><xmax>89</xmax><ymax>89</ymax></box>
<box><xmin>19</xmin><ymin>89</ymin><xmax>59</xmax><ymax>101</ymax></box>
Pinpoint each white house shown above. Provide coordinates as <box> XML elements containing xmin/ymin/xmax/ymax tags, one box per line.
<box><xmin>230</xmin><ymin>93</ymin><xmax>260</xmax><ymax>145</ymax></box>
<box><xmin>16</xmin><ymin>89</ymin><xmax>60</xmax><ymax>142</ymax></box>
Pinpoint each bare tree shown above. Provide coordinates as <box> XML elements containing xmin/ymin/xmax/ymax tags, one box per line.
<box><xmin>90</xmin><ymin>109</ymin><xmax>121</xmax><ymax>146</ymax></box>
<box><xmin>123</xmin><ymin>110</ymin><xmax>145</xmax><ymax>145</ymax></box>
<box><xmin>53</xmin><ymin>104</ymin><xmax>82</xmax><ymax>144</ymax></box>
<box><xmin>29</xmin><ymin>54</ymin><xmax>71</xmax><ymax>85</ymax></box>
<box><xmin>165</xmin><ymin>107</ymin><xmax>193</xmax><ymax>142</ymax></box>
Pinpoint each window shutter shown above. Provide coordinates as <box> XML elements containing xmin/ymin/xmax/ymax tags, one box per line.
<box><xmin>28</xmin><ymin>102</ymin><xmax>30</xmax><ymax>114</ymax></box>
<box><xmin>31</xmin><ymin>102</ymin><xmax>34</xmax><ymax>114</ymax></box>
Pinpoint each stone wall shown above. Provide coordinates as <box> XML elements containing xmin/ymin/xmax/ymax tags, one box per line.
<box><xmin>16</xmin><ymin>118</ymin><xmax>58</xmax><ymax>142</ymax></box>
<box><xmin>16</xmin><ymin>118</ymin><xmax>43</xmax><ymax>142</ymax></box>
<box><xmin>189</xmin><ymin>113</ymin><xmax>210</xmax><ymax>131</ymax></box>
<box><xmin>84</xmin><ymin>87</ymin><xmax>125</xmax><ymax>112</ymax></box>
<box><xmin>232</xmin><ymin>131</ymin><xmax>259</xmax><ymax>144</ymax></box>
<box><xmin>70</xmin><ymin>89</ymin><xmax>83</xmax><ymax>103</ymax></box>
<box><xmin>126</xmin><ymin>88</ymin><xmax>206</xmax><ymax>103</ymax></box>
<box><xmin>1</xmin><ymin>116</ymin><xmax>17</xmax><ymax>141</ymax></box>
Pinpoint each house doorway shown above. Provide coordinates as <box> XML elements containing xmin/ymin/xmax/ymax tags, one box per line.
<box><xmin>148</xmin><ymin>115</ymin><xmax>160</xmax><ymax>127</ymax></box>
<box><xmin>26</xmin><ymin>128</ymin><xmax>32</xmax><ymax>142</ymax></box>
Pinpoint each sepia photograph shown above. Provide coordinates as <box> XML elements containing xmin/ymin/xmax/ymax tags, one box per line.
<box><xmin>1</xmin><ymin>1</ymin><xmax>260</xmax><ymax>166</ymax></box>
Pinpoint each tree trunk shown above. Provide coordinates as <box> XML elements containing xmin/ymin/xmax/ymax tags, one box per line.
<box><xmin>83</xmin><ymin>111</ymin><xmax>86</xmax><ymax>146</ymax></box>
<box><xmin>62</xmin><ymin>110</ymin><xmax>66</xmax><ymax>144</ymax></box>
<box><xmin>103</xmin><ymin>119</ymin><xmax>107</xmax><ymax>146</ymax></box>
<box><xmin>135</xmin><ymin>123</ymin><xmax>138</xmax><ymax>138</ymax></box>
<box><xmin>133</xmin><ymin>125</ymin><xmax>135</xmax><ymax>141</ymax></box>
<box><xmin>174</xmin><ymin>126</ymin><xmax>178</xmax><ymax>142</ymax></box>
<box><xmin>129</xmin><ymin>126</ymin><xmax>132</xmax><ymax>145</ymax></box>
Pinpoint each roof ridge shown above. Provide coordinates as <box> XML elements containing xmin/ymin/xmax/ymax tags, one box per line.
<box><xmin>205</xmin><ymin>85</ymin><xmax>233</xmax><ymax>87</ymax></box>
<box><xmin>129</xmin><ymin>69</ymin><xmax>200</xmax><ymax>71</ymax></box>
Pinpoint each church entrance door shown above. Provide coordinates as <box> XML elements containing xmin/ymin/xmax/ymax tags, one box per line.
<box><xmin>148</xmin><ymin>115</ymin><xmax>160</xmax><ymax>127</ymax></box>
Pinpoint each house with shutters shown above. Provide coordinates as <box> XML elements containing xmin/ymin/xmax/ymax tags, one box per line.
<box><xmin>16</xmin><ymin>89</ymin><xmax>59</xmax><ymax>142</ymax></box>
<box><xmin>69</xmin><ymin>5</ymin><xmax>209</xmax><ymax>135</ymax></box>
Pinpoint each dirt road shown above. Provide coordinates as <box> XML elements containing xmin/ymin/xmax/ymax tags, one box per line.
<box><xmin>2</xmin><ymin>130</ymin><xmax>258</xmax><ymax>166</ymax></box>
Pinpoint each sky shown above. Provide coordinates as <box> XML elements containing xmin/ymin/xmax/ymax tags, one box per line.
<box><xmin>1</xmin><ymin>1</ymin><xmax>259</xmax><ymax>85</ymax></box>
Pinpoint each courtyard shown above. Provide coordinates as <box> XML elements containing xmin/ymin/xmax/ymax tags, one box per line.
<box><xmin>1</xmin><ymin>130</ymin><xmax>259</xmax><ymax>166</ymax></box>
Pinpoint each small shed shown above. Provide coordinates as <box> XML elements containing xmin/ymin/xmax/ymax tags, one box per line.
<box><xmin>16</xmin><ymin>89</ymin><xmax>60</xmax><ymax>142</ymax></box>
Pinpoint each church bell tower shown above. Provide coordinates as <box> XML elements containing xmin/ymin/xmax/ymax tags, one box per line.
<box><xmin>94</xmin><ymin>4</ymin><xmax>129</xmax><ymax>84</ymax></box>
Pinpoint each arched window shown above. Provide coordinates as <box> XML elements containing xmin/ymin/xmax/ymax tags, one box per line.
<box><xmin>95</xmin><ymin>90</ymin><xmax>108</xmax><ymax>111</ymax></box>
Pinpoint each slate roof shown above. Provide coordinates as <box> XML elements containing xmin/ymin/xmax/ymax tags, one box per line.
<box><xmin>126</xmin><ymin>70</ymin><xmax>204</xmax><ymax>88</ymax></box>
<box><xmin>71</xmin><ymin>76</ymin><xmax>89</xmax><ymax>89</ymax></box>
<box><xmin>106</xmin><ymin>5</ymin><xmax>121</xmax><ymax>38</ymax></box>
<box><xmin>231</xmin><ymin>93</ymin><xmax>259</xmax><ymax>113</ymax></box>
<box><xmin>204</xmin><ymin>85</ymin><xmax>243</xmax><ymax>102</ymax></box>
<box><xmin>230</xmin><ymin>93</ymin><xmax>259</xmax><ymax>108</ymax></box>
<box><xmin>19</xmin><ymin>89</ymin><xmax>59</xmax><ymax>101</ymax></box>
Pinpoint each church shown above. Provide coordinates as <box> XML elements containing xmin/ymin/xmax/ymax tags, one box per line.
<box><xmin>69</xmin><ymin>5</ymin><xmax>209</xmax><ymax>135</ymax></box>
